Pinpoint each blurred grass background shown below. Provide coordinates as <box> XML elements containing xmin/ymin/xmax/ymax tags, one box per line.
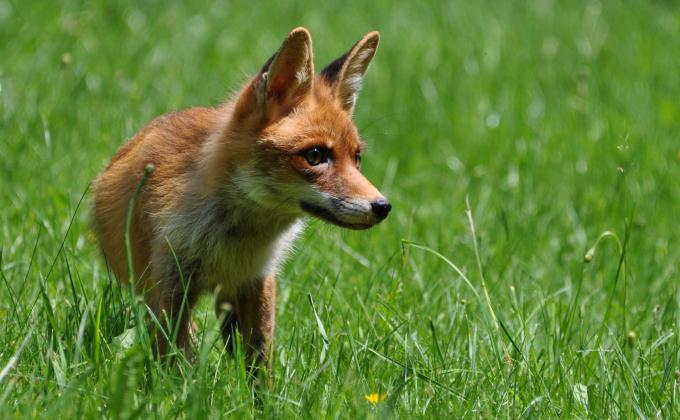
<box><xmin>1</xmin><ymin>0</ymin><xmax>679</xmax><ymax>417</ymax></box>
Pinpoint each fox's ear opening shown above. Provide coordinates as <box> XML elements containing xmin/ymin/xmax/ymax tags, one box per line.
<box><xmin>320</xmin><ymin>31</ymin><xmax>380</xmax><ymax>113</ymax></box>
<box><xmin>239</xmin><ymin>27</ymin><xmax>314</xmax><ymax>123</ymax></box>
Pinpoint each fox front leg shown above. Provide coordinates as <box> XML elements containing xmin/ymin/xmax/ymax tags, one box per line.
<box><xmin>215</xmin><ymin>274</ymin><xmax>276</xmax><ymax>383</ymax></box>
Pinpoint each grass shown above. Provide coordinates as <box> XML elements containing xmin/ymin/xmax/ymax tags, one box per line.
<box><xmin>1</xmin><ymin>0</ymin><xmax>679</xmax><ymax>417</ymax></box>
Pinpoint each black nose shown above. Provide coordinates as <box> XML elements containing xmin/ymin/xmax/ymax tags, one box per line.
<box><xmin>370</xmin><ymin>199</ymin><xmax>392</xmax><ymax>220</ymax></box>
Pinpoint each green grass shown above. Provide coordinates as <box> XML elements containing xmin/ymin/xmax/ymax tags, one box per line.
<box><xmin>2</xmin><ymin>0</ymin><xmax>679</xmax><ymax>417</ymax></box>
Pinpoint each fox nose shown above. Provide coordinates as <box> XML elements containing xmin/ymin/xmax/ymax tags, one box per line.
<box><xmin>370</xmin><ymin>199</ymin><xmax>392</xmax><ymax>220</ymax></box>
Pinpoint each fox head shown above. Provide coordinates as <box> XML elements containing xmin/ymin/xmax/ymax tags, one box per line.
<box><xmin>225</xmin><ymin>28</ymin><xmax>391</xmax><ymax>229</ymax></box>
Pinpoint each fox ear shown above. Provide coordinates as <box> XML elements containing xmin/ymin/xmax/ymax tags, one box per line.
<box><xmin>252</xmin><ymin>27</ymin><xmax>314</xmax><ymax>119</ymax></box>
<box><xmin>320</xmin><ymin>31</ymin><xmax>380</xmax><ymax>113</ymax></box>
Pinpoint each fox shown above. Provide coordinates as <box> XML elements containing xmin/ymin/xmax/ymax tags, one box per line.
<box><xmin>91</xmin><ymin>27</ymin><xmax>391</xmax><ymax>372</ymax></box>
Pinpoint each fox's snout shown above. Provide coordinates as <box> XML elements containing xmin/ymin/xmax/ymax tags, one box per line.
<box><xmin>331</xmin><ymin>193</ymin><xmax>391</xmax><ymax>228</ymax></box>
<box><xmin>299</xmin><ymin>175</ymin><xmax>391</xmax><ymax>230</ymax></box>
<box><xmin>300</xmin><ymin>195</ymin><xmax>391</xmax><ymax>230</ymax></box>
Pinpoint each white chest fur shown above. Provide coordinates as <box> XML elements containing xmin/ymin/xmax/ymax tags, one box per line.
<box><xmin>199</xmin><ymin>219</ymin><xmax>304</xmax><ymax>294</ymax></box>
<box><xmin>158</xmin><ymin>194</ymin><xmax>304</xmax><ymax>297</ymax></box>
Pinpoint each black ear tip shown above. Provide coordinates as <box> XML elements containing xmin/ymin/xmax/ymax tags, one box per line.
<box><xmin>320</xmin><ymin>51</ymin><xmax>350</xmax><ymax>81</ymax></box>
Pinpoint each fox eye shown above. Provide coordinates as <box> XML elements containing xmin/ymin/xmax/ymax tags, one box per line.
<box><xmin>304</xmin><ymin>147</ymin><xmax>328</xmax><ymax>166</ymax></box>
<box><xmin>355</xmin><ymin>151</ymin><xmax>362</xmax><ymax>167</ymax></box>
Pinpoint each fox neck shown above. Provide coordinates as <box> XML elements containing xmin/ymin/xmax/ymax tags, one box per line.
<box><xmin>161</xmin><ymin>175</ymin><xmax>304</xmax><ymax>279</ymax></box>
<box><xmin>219</xmin><ymin>183</ymin><xmax>301</xmax><ymax>235</ymax></box>
<box><xmin>193</xmin><ymin>107</ymin><xmax>302</xmax><ymax>236</ymax></box>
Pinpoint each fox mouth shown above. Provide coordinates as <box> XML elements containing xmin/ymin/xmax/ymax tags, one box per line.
<box><xmin>300</xmin><ymin>201</ymin><xmax>373</xmax><ymax>230</ymax></box>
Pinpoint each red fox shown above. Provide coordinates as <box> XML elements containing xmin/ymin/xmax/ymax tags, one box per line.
<box><xmin>91</xmin><ymin>28</ymin><xmax>390</xmax><ymax>369</ymax></box>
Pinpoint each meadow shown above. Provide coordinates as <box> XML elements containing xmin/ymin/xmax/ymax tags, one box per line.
<box><xmin>1</xmin><ymin>0</ymin><xmax>679</xmax><ymax>417</ymax></box>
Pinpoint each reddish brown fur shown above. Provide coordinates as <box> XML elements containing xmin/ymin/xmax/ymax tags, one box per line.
<box><xmin>92</xmin><ymin>107</ymin><xmax>221</xmax><ymax>288</ymax></box>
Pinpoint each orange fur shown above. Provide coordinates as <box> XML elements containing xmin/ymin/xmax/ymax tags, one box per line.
<box><xmin>91</xmin><ymin>28</ymin><xmax>389</xmax><ymax>372</ymax></box>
